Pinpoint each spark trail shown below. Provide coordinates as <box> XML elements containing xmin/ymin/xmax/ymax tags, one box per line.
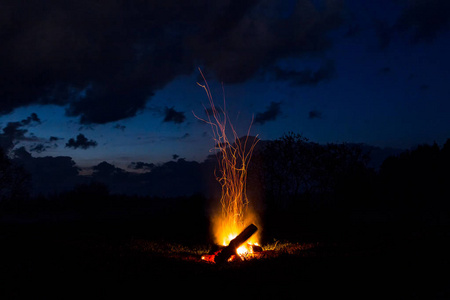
<box><xmin>194</xmin><ymin>68</ymin><xmax>260</xmax><ymax>248</ymax></box>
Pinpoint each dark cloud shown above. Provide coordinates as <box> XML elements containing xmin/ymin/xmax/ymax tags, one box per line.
<box><xmin>308</xmin><ymin>110</ymin><xmax>322</xmax><ymax>119</ymax></box>
<box><xmin>191</xmin><ymin>0</ymin><xmax>344</xmax><ymax>83</ymax></box>
<box><xmin>273</xmin><ymin>60</ymin><xmax>335</xmax><ymax>86</ymax></box>
<box><xmin>10</xmin><ymin>145</ymin><xmax>208</xmax><ymax>196</ymax></box>
<box><xmin>95</xmin><ymin>159</ymin><xmax>204</xmax><ymax>196</ymax></box>
<box><xmin>163</xmin><ymin>107</ymin><xmax>185</xmax><ymax>124</ymax></box>
<box><xmin>49</xmin><ymin>136</ymin><xmax>63</xmax><ymax>142</ymax></box>
<box><xmin>254</xmin><ymin>101</ymin><xmax>282</xmax><ymax>125</ymax></box>
<box><xmin>12</xmin><ymin>147</ymin><xmax>81</xmax><ymax>195</ymax></box>
<box><xmin>395</xmin><ymin>0</ymin><xmax>450</xmax><ymax>43</ymax></box>
<box><xmin>65</xmin><ymin>134</ymin><xmax>97</xmax><ymax>149</ymax></box>
<box><xmin>29</xmin><ymin>143</ymin><xmax>48</xmax><ymax>153</ymax></box>
<box><xmin>22</xmin><ymin>113</ymin><xmax>41</xmax><ymax>125</ymax></box>
<box><xmin>128</xmin><ymin>161</ymin><xmax>155</xmax><ymax>172</ymax></box>
<box><xmin>93</xmin><ymin>161</ymin><xmax>124</xmax><ymax>176</ymax></box>
<box><xmin>31</xmin><ymin>137</ymin><xmax>61</xmax><ymax>152</ymax></box>
<box><xmin>0</xmin><ymin>124</ymin><xmax>27</xmax><ymax>151</ymax></box>
<box><xmin>0</xmin><ymin>113</ymin><xmax>41</xmax><ymax>152</ymax></box>
<box><xmin>0</xmin><ymin>0</ymin><xmax>344</xmax><ymax>124</ymax></box>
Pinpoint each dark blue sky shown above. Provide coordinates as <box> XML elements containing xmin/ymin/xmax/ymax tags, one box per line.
<box><xmin>1</xmin><ymin>0</ymin><xmax>449</xmax><ymax>171</ymax></box>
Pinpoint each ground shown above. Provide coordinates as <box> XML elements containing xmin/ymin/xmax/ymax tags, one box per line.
<box><xmin>0</xmin><ymin>220</ymin><xmax>449</xmax><ymax>299</ymax></box>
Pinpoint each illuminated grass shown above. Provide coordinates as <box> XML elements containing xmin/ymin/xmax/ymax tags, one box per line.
<box><xmin>130</xmin><ymin>239</ymin><xmax>211</xmax><ymax>257</ymax></box>
<box><xmin>263</xmin><ymin>240</ymin><xmax>317</xmax><ymax>254</ymax></box>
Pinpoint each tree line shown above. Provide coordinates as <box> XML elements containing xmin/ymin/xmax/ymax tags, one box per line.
<box><xmin>1</xmin><ymin>133</ymin><xmax>449</xmax><ymax>238</ymax></box>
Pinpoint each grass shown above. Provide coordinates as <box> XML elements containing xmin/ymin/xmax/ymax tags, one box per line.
<box><xmin>129</xmin><ymin>239</ymin><xmax>211</xmax><ymax>259</ymax></box>
<box><xmin>263</xmin><ymin>239</ymin><xmax>316</xmax><ymax>253</ymax></box>
<box><xmin>0</xmin><ymin>221</ymin><xmax>448</xmax><ymax>298</ymax></box>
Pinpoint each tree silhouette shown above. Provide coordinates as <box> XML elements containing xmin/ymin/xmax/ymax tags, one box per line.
<box><xmin>254</xmin><ymin>132</ymin><xmax>370</xmax><ymax>211</ymax></box>
<box><xmin>257</xmin><ymin>133</ymin><xmax>314</xmax><ymax>208</ymax></box>
<box><xmin>0</xmin><ymin>147</ymin><xmax>30</xmax><ymax>210</ymax></box>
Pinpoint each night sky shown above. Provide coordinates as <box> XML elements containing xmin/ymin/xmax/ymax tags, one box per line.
<box><xmin>1</xmin><ymin>0</ymin><xmax>450</xmax><ymax>172</ymax></box>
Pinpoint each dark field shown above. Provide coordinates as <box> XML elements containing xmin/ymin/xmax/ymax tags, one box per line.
<box><xmin>1</xmin><ymin>218</ymin><xmax>448</xmax><ymax>299</ymax></box>
<box><xmin>2</xmin><ymin>140</ymin><xmax>450</xmax><ymax>298</ymax></box>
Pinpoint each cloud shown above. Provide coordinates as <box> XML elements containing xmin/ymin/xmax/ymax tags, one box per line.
<box><xmin>22</xmin><ymin>113</ymin><xmax>41</xmax><ymax>125</ymax></box>
<box><xmin>12</xmin><ymin>147</ymin><xmax>81</xmax><ymax>195</ymax></box>
<box><xmin>179</xmin><ymin>133</ymin><xmax>190</xmax><ymax>139</ymax></box>
<box><xmin>163</xmin><ymin>107</ymin><xmax>185</xmax><ymax>124</ymax></box>
<box><xmin>29</xmin><ymin>143</ymin><xmax>48</xmax><ymax>153</ymax></box>
<box><xmin>0</xmin><ymin>113</ymin><xmax>41</xmax><ymax>151</ymax></box>
<box><xmin>49</xmin><ymin>136</ymin><xmax>63</xmax><ymax>142</ymax></box>
<box><xmin>65</xmin><ymin>134</ymin><xmax>97</xmax><ymax>149</ymax></box>
<box><xmin>273</xmin><ymin>60</ymin><xmax>335</xmax><ymax>86</ymax></box>
<box><xmin>395</xmin><ymin>0</ymin><xmax>450</xmax><ymax>43</ymax></box>
<box><xmin>308</xmin><ymin>110</ymin><xmax>322</xmax><ymax>119</ymax></box>
<box><xmin>92</xmin><ymin>161</ymin><xmax>124</xmax><ymax>176</ymax></box>
<box><xmin>192</xmin><ymin>0</ymin><xmax>344</xmax><ymax>83</ymax></box>
<box><xmin>128</xmin><ymin>161</ymin><xmax>155</xmax><ymax>172</ymax></box>
<box><xmin>113</xmin><ymin>124</ymin><xmax>126</xmax><ymax>131</ymax></box>
<box><xmin>0</xmin><ymin>0</ymin><xmax>344</xmax><ymax>124</ymax></box>
<box><xmin>30</xmin><ymin>137</ymin><xmax>62</xmax><ymax>152</ymax></box>
<box><xmin>254</xmin><ymin>101</ymin><xmax>282</xmax><ymax>125</ymax></box>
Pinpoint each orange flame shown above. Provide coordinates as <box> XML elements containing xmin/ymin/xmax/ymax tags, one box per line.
<box><xmin>194</xmin><ymin>68</ymin><xmax>260</xmax><ymax>251</ymax></box>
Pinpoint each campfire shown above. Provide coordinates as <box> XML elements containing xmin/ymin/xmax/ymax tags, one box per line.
<box><xmin>201</xmin><ymin>224</ymin><xmax>263</xmax><ymax>263</ymax></box>
<box><xmin>195</xmin><ymin>69</ymin><xmax>261</xmax><ymax>263</ymax></box>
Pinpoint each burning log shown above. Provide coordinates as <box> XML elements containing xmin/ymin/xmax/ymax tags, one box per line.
<box><xmin>214</xmin><ymin>224</ymin><xmax>258</xmax><ymax>264</ymax></box>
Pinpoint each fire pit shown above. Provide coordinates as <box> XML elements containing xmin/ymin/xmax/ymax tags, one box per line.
<box><xmin>201</xmin><ymin>224</ymin><xmax>265</xmax><ymax>264</ymax></box>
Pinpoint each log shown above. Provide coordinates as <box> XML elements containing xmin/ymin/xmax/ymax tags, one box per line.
<box><xmin>214</xmin><ymin>224</ymin><xmax>258</xmax><ymax>264</ymax></box>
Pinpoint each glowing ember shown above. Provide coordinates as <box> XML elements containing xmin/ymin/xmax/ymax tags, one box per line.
<box><xmin>201</xmin><ymin>224</ymin><xmax>261</xmax><ymax>263</ymax></box>
<box><xmin>236</xmin><ymin>242</ymin><xmax>259</xmax><ymax>256</ymax></box>
<box><xmin>195</xmin><ymin>68</ymin><xmax>260</xmax><ymax>258</ymax></box>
